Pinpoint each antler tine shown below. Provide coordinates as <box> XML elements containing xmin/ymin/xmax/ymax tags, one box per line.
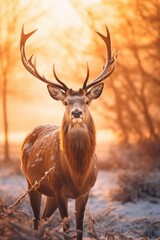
<box><xmin>82</xmin><ymin>63</ymin><xmax>90</xmax><ymax>90</ymax></box>
<box><xmin>84</xmin><ymin>26</ymin><xmax>117</xmax><ymax>90</ymax></box>
<box><xmin>20</xmin><ymin>25</ymin><xmax>68</xmax><ymax>91</ymax></box>
<box><xmin>20</xmin><ymin>25</ymin><xmax>38</xmax><ymax>51</ymax></box>
<box><xmin>53</xmin><ymin>64</ymin><xmax>68</xmax><ymax>91</ymax></box>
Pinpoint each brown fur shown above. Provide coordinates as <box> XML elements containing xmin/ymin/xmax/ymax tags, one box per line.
<box><xmin>61</xmin><ymin>114</ymin><xmax>96</xmax><ymax>189</ymax></box>
<box><xmin>21</xmin><ymin>89</ymin><xmax>100</xmax><ymax>240</ymax></box>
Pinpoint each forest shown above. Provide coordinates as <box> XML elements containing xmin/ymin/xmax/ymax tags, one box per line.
<box><xmin>0</xmin><ymin>0</ymin><xmax>160</xmax><ymax>239</ymax></box>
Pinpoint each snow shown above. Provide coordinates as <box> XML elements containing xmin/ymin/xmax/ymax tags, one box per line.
<box><xmin>113</xmin><ymin>201</ymin><xmax>160</xmax><ymax>219</ymax></box>
<box><xmin>0</xmin><ymin>167</ymin><xmax>160</xmax><ymax>239</ymax></box>
<box><xmin>23</xmin><ymin>142</ymin><xmax>33</xmax><ymax>155</ymax></box>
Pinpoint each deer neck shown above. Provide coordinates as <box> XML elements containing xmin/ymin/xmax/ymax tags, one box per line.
<box><xmin>60</xmin><ymin>115</ymin><xmax>96</xmax><ymax>188</ymax></box>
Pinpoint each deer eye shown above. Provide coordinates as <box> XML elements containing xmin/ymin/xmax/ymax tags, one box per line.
<box><xmin>86</xmin><ymin>100</ymin><xmax>90</xmax><ymax>105</ymax></box>
<box><xmin>63</xmin><ymin>101</ymin><xmax>68</xmax><ymax>106</ymax></box>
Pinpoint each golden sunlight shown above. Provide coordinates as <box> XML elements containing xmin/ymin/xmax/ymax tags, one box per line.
<box><xmin>28</xmin><ymin>0</ymin><xmax>83</xmax><ymax>28</ymax></box>
<box><xmin>45</xmin><ymin>0</ymin><xmax>81</xmax><ymax>27</ymax></box>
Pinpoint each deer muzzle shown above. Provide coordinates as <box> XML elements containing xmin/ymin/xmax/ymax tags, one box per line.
<box><xmin>71</xmin><ymin>108</ymin><xmax>83</xmax><ymax>123</ymax></box>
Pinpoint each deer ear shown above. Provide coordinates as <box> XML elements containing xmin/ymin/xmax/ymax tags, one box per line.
<box><xmin>87</xmin><ymin>83</ymin><xmax>104</xmax><ymax>100</ymax></box>
<box><xmin>47</xmin><ymin>85</ymin><xmax>66</xmax><ymax>101</ymax></box>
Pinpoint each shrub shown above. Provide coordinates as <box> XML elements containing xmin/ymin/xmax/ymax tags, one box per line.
<box><xmin>109</xmin><ymin>170</ymin><xmax>160</xmax><ymax>203</ymax></box>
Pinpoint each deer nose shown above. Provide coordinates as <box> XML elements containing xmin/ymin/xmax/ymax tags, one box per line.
<box><xmin>71</xmin><ymin>109</ymin><xmax>83</xmax><ymax>118</ymax></box>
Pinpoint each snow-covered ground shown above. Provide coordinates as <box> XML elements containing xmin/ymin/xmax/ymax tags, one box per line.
<box><xmin>0</xmin><ymin>167</ymin><xmax>160</xmax><ymax>239</ymax></box>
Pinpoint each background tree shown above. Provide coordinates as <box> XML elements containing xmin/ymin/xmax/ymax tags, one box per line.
<box><xmin>0</xmin><ymin>0</ymin><xmax>44</xmax><ymax>162</ymax></box>
<box><xmin>69</xmin><ymin>0</ymin><xmax>160</xmax><ymax>149</ymax></box>
<box><xmin>0</xmin><ymin>0</ymin><xmax>19</xmax><ymax>161</ymax></box>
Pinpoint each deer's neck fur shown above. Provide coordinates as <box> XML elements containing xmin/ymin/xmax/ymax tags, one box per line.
<box><xmin>60</xmin><ymin>114</ymin><xmax>96</xmax><ymax>188</ymax></box>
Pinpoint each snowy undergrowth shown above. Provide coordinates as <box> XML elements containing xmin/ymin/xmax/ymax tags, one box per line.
<box><xmin>0</xmin><ymin>165</ymin><xmax>160</xmax><ymax>239</ymax></box>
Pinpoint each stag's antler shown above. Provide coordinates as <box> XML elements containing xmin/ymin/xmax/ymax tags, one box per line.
<box><xmin>20</xmin><ymin>25</ymin><xmax>68</xmax><ymax>91</ymax></box>
<box><xmin>83</xmin><ymin>26</ymin><xmax>118</xmax><ymax>90</ymax></box>
<box><xmin>20</xmin><ymin>25</ymin><xmax>117</xmax><ymax>92</ymax></box>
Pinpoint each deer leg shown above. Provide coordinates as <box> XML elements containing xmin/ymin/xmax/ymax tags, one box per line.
<box><xmin>42</xmin><ymin>196</ymin><xmax>57</xmax><ymax>219</ymax></box>
<box><xmin>75</xmin><ymin>193</ymin><xmax>89</xmax><ymax>240</ymax></box>
<box><xmin>27</xmin><ymin>181</ymin><xmax>42</xmax><ymax>229</ymax></box>
<box><xmin>55</xmin><ymin>192</ymin><xmax>69</xmax><ymax>232</ymax></box>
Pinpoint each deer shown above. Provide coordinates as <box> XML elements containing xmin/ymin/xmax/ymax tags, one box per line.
<box><xmin>20</xmin><ymin>25</ymin><xmax>117</xmax><ymax>240</ymax></box>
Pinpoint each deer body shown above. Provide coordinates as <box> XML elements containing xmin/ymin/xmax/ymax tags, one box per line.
<box><xmin>22</xmin><ymin>120</ymin><xmax>97</xmax><ymax>198</ymax></box>
<box><xmin>20</xmin><ymin>26</ymin><xmax>116</xmax><ymax>240</ymax></box>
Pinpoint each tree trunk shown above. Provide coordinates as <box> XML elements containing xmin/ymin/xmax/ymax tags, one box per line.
<box><xmin>2</xmin><ymin>74</ymin><xmax>10</xmax><ymax>162</ymax></box>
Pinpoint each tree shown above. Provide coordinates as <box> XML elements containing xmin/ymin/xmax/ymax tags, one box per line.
<box><xmin>0</xmin><ymin>0</ymin><xmax>44</xmax><ymax>162</ymax></box>
<box><xmin>69</xmin><ymin>0</ymin><xmax>160</xmax><ymax>145</ymax></box>
<box><xmin>110</xmin><ymin>0</ymin><xmax>160</xmax><ymax>143</ymax></box>
<box><xmin>0</xmin><ymin>0</ymin><xmax>18</xmax><ymax>161</ymax></box>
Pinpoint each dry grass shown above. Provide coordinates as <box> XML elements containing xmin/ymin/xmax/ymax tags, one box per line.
<box><xmin>99</xmin><ymin>140</ymin><xmax>160</xmax><ymax>172</ymax></box>
<box><xmin>99</xmin><ymin>140</ymin><xmax>160</xmax><ymax>204</ymax></box>
<box><xmin>109</xmin><ymin>170</ymin><xmax>160</xmax><ymax>203</ymax></box>
<box><xmin>85</xmin><ymin>209</ymin><xmax>160</xmax><ymax>240</ymax></box>
<box><xmin>0</xmin><ymin>199</ymin><xmax>75</xmax><ymax>240</ymax></box>
<box><xmin>1</xmin><ymin>198</ymin><xmax>160</xmax><ymax>240</ymax></box>
<box><xmin>0</xmin><ymin>199</ymin><xmax>129</xmax><ymax>240</ymax></box>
